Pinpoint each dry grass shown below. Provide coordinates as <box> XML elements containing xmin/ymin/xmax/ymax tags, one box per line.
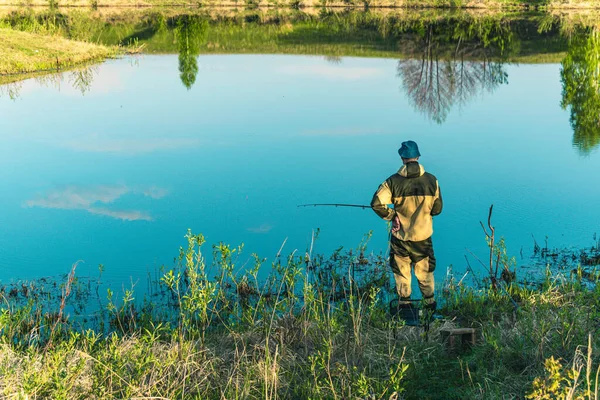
<box><xmin>0</xmin><ymin>28</ymin><xmax>113</xmax><ymax>75</ymax></box>
<box><xmin>1</xmin><ymin>0</ymin><xmax>600</xmax><ymax>8</ymax></box>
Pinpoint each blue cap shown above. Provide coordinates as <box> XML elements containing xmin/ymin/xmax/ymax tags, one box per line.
<box><xmin>398</xmin><ymin>140</ymin><xmax>421</xmax><ymax>159</ymax></box>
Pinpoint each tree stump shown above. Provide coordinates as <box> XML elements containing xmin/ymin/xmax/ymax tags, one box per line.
<box><xmin>440</xmin><ymin>328</ymin><xmax>476</xmax><ymax>354</ymax></box>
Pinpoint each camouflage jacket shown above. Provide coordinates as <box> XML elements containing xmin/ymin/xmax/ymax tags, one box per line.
<box><xmin>370</xmin><ymin>162</ymin><xmax>443</xmax><ymax>242</ymax></box>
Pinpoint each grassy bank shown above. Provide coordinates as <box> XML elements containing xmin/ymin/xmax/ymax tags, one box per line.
<box><xmin>1</xmin><ymin>0</ymin><xmax>600</xmax><ymax>9</ymax></box>
<box><xmin>1</xmin><ymin>230</ymin><xmax>600</xmax><ymax>399</ymax></box>
<box><xmin>0</xmin><ymin>28</ymin><xmax>113</xmax><ymax>75</ymax></box>
<box><xmin>0</xmin><ymin>8</ymin><xmax>575</xmax><ymax>61</ymax></box>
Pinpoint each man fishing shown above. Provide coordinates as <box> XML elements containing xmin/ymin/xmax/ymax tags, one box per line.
<box><xmin>370</xmin><ymin>140</ymin><xmax>443</xmax><ymax>313</ymax></box>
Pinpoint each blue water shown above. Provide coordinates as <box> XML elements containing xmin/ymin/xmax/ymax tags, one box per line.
<box><xmin>1</xmin><ymin>55</ymin><xmax>599</xmax><ymax>285</ymax></box>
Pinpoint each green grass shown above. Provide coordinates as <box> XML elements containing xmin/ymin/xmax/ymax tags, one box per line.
<box><xmin>1</xmin><ymin>0</ymin><xmax>600</xmax><ymax>9</ymax></box>
<box><xmin>1</xmin><ymin>229</ymin><xmax>600</xmax><ymax>399</ymax></box>
<box><xmin>0</xmin><ymin>28</ymin><xmax>114</xmax><ymax>75</ymax></box>
<box><xmin>0</xmin><ymin>8</ymin><xmax>574</xmax><ymax>62</ymax></box>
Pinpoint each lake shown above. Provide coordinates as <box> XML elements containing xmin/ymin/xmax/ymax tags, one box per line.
<box><xmin>1</xmin><ymin>8</ymin><xmax>599</xmax><ymax>287</ymax></box>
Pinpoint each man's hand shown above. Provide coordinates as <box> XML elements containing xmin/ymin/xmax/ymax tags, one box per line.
<box><xmin>392</xmin><ymin>215</ymin><xmax>401</xmax><ymax>233</ymax></box>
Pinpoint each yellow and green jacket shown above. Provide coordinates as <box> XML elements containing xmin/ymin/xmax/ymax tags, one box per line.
<box><xmin>370</xmin><ymin>162</ymin><xmax>443</xmax><ymax>242</ymax></box>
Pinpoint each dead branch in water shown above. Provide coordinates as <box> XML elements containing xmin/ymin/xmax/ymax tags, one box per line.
<box><xmin>479</xmin><ymin>204</ymin><xmax>498</xmax><ymax>290</ymax></box>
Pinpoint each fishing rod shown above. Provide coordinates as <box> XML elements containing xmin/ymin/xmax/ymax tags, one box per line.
<box><xmin>297</xmin><ymin>203</ymin><xmax>373</xmax><ymax>209</ymax></box>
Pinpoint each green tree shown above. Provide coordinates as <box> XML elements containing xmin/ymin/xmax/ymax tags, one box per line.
<box><xmin>175</xmin><ymin>15</ymin><xmax>209</xmax><ymax>90</ymax></box>
<box><xmin>561</xmin><ymin>28</ymin><xmax>600</xmax><ymax>154</ymax></box>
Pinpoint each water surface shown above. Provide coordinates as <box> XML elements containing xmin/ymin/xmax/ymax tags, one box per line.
<box><xmin>1</xmin><ymin>9</ymin><xmax>599</xmax><ymax>286</ymax></box>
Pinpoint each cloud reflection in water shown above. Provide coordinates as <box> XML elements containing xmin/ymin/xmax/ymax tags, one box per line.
<box><xmin>247</xmin><ymin>224</ymin><xmax>274</xmax><ymax>234</ymax></box>
<box><xmin>63</xmin><ymin>137</ymin><xmax>201</xmax><ymax>155</ymax></box>
<box><xmin>279</xmin><ymin>65</ymin><xmax>383</xmax><ymax>81</ymax></box>
<box><xmin>24</xmin><ymin>184</ymin><xmax>166</xmax><ymax>221</ymax></box>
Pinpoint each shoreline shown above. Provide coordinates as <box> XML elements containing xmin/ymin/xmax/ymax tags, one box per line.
<box><xmin>0</xmin><ymin>28</ymin><xmax>114</xmax><ymax>76</ymax></box>
<box><xmin>0</xmin><ymin>6</ymin><xmax>581</xmax><ymax>84</ymax></box>
<box><xmin>2</xmin><ymin>0</ymin><xmax>600</xmax><ymax>9</ymax></box>
<box><xmin>0</xmin><ymin>234</ymin><xmax>598</xmax><ymax>398</ymax></box>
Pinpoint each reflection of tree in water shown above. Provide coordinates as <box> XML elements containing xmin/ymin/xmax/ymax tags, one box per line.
<box><xmin>1</xmin><ymin>66</ymin><xmax>96</xmax><ymax>100</ymax></box>
<box><xmin>70</xmin><ymin>67</ymin><xmax>96</xmax><ymax>95</ymax></box>
<box><xmin>175</xmin><ymin>15</ymin><xmax>208</xmax><ymax>90</ymax></box>
<box><xmin>561</xmin><ymin>28</ymin><xmax>600</xmax><ymax>154</ymax></box>
<box><xmin>0</xmin><ymin>81</ymin><xmax>23</xmax><ymax>100</ymax></box>
<box><xmin>324</xmin><ymin>55</ymin><xmax>343</xmax><ymax>65</ymax></box>
<box><xmin>397</xmin><ymin>22</ymin><xmax>510</xmax><ymax>124</ymax></box>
